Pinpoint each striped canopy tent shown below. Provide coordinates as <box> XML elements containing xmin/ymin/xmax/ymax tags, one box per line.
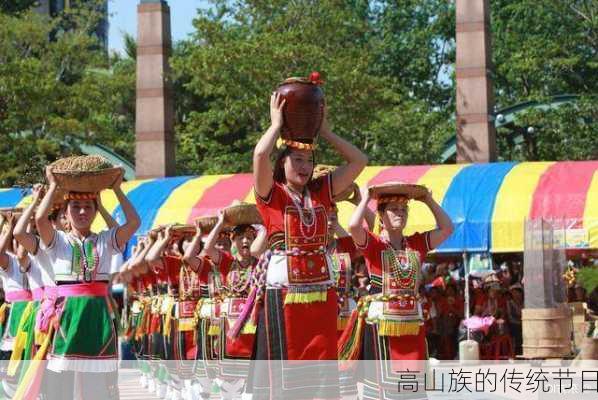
<box><xmin>2</xmin><ymin>160</ymin><xmax>597</xmax><ymax>255</ymax></box>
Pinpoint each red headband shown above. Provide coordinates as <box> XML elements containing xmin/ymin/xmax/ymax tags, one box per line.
<box><xmin>377</xmin><ymin>195</ymin><xmax>409</xmax><ymax>206</ymax></box>
<box><xmin>64</xmin><ymin>192</ymin><xmax>98</xmax><ymax>201</ymax></box>
<box><xmin>282</xmin><ymin>139</ymin><xmax>316</xmax><ymax>151</ymax></box>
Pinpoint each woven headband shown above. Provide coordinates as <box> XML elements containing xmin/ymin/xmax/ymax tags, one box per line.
<box><xmin>377</xmin><ymin>195</ymin><xmax>409</xmax><ymax>206</ymax></box>
<box><xmin>281</xmin><ymin>139</ymin><xmax>316</xmax><ymax>151</ymax></box>
<box><xmin>64</xmin><ymin>192</ymin><xmax>98</xmax><ymax>201</ymax></box>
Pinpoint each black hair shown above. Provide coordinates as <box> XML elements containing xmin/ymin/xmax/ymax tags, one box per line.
<box><xmin>231</xmin><ymin>224</ymin><xmax>256</xmax><ymax>238</ymax></box>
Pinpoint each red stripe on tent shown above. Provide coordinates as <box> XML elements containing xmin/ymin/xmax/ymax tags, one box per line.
<box><xmin>530</xmin><ymin>161</ymin><xmax>598</xmax><ymax>227</ymax></box>
<box><xmin>368</xmin><ymin>165</ymin><xmax>433</xmax><ymax>186</ymax></box>
<box><xmin>186</xmin><ymin>174</ymin><xmax>254</xmax><ymax>223</ymax></box>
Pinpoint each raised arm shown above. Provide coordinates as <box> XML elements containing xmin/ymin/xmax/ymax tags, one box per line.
<box><xmin>348</xmin><ymin>185</ymin><xmax>376</xmax><ymax>230</ymax></box>
<box><xmin>321</xmin><ymin>110</ymin><xmax>368</xmax><ymax>197</ymax></box>
<box><xmin>348</xmin><ymin>186</ymin><xmax>371</xmax><ymax>247</ymax></box>
<box><xmin>334</xmin><ymin>220</ymin><xmax>351</xmax><ymax>238</ymax></box>
<box><xmin>14</xmin><ymin>184</ymin><xmax>44</xmax><ymax>254</ymax></box>
<box><xmin>202</xmin><ymin>211</ymin><xmax>225</xmax><ymax>264</ymax></box>
<box><xmin>35</xmin><ymin>168</ymin><xmax>59</xmax><ymax>247</ymax></box>
<box><xmin>145</xmin><ymin>227</ymin><xmax>171</xmax><ymax>270</ymax></box>
<box><xmin>112</xmin><ymin>171</ymin><xmax>141</xmax><ymax>251</ymax></box>
<box><xmin>253</xmin><ymin>92</ymin><xmax>285</xmax><ymax>199</ymax></box>
<box><xmin>421</xmin><ymin>191</ymin><xmax>453</xmax><ymax>249</ymax></box>
<box><xmin>131</xmin><ymin>237</ymin><xmax>154</xmax><ymax>275</ymax></box>
<box><xmin>97</xmin><ymin>195</ymin><xmax>118</xmax><ymax>229</ymax></box>
<box><xmin>183</xmin><ymin>223</ymin><xmax>205</xmax><ymax>272</ymax></box>
<box><xmin>0</xmin><ymin>213</ymin><xmax>15</xmax><ymax>269</ymax></box>
<box><xmin>250</xmin><ymin>225</ymin><xmax>268</xmax><ymax>258</ymax></box>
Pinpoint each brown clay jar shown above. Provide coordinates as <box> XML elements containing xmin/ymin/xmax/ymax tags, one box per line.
<box><xmin>276</xmin><ymin>76</ymin><xmax>324</xmax><ymax>143</ymax></box>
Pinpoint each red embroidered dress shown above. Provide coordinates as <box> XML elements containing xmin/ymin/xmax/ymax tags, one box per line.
<box><xmin>339</xmin><ymin>230</ymin><xmax>430</xmax><ymax>361</ymax></box>
<box><xmin>255</xmin><ymin>175</ymin><xmax>338</xmax><ymax>360</ymax></box>
<box><xmin>328</xmin><ymin>236</ymin><xmax>357</xmax><ymax>336</ymax></box>
<box><xmin>216</xmin><ymin>251</ymin><xmax>257</xmax><ymax>376</ymax></box>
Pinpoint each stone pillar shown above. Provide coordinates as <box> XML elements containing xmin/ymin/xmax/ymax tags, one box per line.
<box><xmin>135</xmin><ymin>0</ymin><xmax>175</xmax><ymax>178</ymax></box>
<box><xmin>455</xmin><ymin>0</ymin><xmax>497</xmax><ymax>163</ymax></box>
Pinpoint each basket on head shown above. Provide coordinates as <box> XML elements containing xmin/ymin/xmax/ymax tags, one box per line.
<box><xmin>49</xmin><ymin>155</ymin><xmax>123</xmax><ymax>193</ymax></box>
<box><xmin>195</xmin><ymin>215</ymin><xmax>218</xmax><ymax>232</ymax></box>
<box><xmin>312</xmin><ymin>164</ymin><xmax>358</xmax><ymax>203</ymax></box>
<box><xmin>276</xmin><ymin>72</ymin><xmax>325</xmax><ymax>144</ymax></box>
<box><xmin>223</xmin><ymin>201</ymin><xmax>262</xmax><ymax>227</ymax></box>
<box><xmin>369</xmin><ymin>182</ymin><xmax>428</xmax><ymax>202</ymax></box>
<box><xmin>169</xmin><ymin>224</ymin><xmax>196</xmax><ymax>240</ymax></box>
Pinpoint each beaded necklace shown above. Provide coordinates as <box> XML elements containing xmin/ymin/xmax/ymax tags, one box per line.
<box><xmin>71</xmin><ymin>238</ymin><xmax>99</xmax><ymax>282</ymax></box>
<box><xmin>227</xmin><ymin>257</ymin><xmax>254</xmax><ymax>295</ymax></box>
<box><xmin>383</xmin><ymin>237</ymin><xmax>419</xmax><ymax>290</ymax></box>
<box><xmin>284</xmin><ymin>185</ymin><xmax>317</xmax><ymax>239</ymax></box>
<box><xmin>179</xmin><ymin>264</ymin><xmax>198</xmax><ymax>300</ymax></box>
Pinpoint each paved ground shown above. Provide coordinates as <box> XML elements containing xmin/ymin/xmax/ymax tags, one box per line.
<box><xmin>118</xmin><ymin>368</ymin><xmax>163</xmax><ymax>400</ymax></box>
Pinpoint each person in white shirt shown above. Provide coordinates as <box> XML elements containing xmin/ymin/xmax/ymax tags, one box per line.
<box><xmin>32</xmin><ymin>167</ymin><xmax>140</xmax><ymax>400</ymax></box>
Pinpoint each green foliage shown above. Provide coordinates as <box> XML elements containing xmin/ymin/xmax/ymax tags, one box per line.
<box><xmin>1</xmin><ymin>0</ymin><xmax>596</xmax><ymax>184</ymax></box>
<box><xmin>172</xmin><ymin>0</ymin><xmax>455</xmax><ymax>174</ymax></box>
<box><xmin>0</xmin><ymin>5</ymin><xmax>135</xmax><ymax>186</ymax></box>
<box><xmin>497</xmin><ymin>96</ymin><xmax>598</xmax><ymax>161</ymax></box>
<box><xmin>490</xmin><ymin>0</ymin><xmax>598</xmax><ymax>160</ymax></box>
<box><xmin>578</xmin><ymin>267</ymin><xmax>598</xmax><ymax>294</ymax></box>
<box><xmin>491</xmin><ymin>0</ymin><xmax>598</xmax><ymax>104</ymax></box>
<box><xmin>0</xmin><ymin>0</ymin><xmax>37</xmax><ymax>15</ymax></box>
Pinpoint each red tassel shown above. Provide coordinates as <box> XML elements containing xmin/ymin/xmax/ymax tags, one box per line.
<box><xmin>309</xmin><ymin>71</ymin><xmax>323</xmax><ymax>85</ymax></box>
<box><xmin>337</xmin><ymin>308</ymin><xmax>363</xmax><ymax>360</ymax></box>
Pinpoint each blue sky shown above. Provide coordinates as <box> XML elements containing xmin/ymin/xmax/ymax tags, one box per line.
<box><xmin>108</xmin><ymin>0</ymin><xmax>208</xmax><ymax>54</ymax></box>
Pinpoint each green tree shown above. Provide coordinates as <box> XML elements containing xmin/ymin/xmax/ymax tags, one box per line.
<box><xmin>172</xmin><ymin>0</ymin><xmax>455</xmax><ymax>174</ymax></box>
<box><xmin>491</xmin><ymin>0</ymin><xmax>597</xmax><ymax>160</ymax></box>
<box><xmin>0</xmin><ymin>6</ymin><xmax>135</xmax><ymax>186</ymax></box>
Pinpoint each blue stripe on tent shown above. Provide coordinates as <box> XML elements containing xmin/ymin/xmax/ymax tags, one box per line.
<box><xmin>0</xmin><ymin>188</ymin><xmax>29</xmax><ymax>208</ymax></box>
<box><xmin>437</xmin><ymin>162</ymin><xmax>516</xmax><ymax>253</ymax></box>
<box><xmin>113</xmin><ymin>176</ymin><xmax>193</xmax><ymax>258</ymax></box>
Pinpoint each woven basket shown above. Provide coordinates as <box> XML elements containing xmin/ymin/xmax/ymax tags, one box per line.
<box><xmin>170</xmin><ymin>224</ymin><xmax>196</xmax><ymax>239</ymax></box>
<box><xmin>51</xmin><ymin>167</ymin><xmax>123</xmax><ymax>193</ymax></box>
<box><xmin>223</xmin><ymin>202</ymin><xmax>262</xmax><ymax>226</ymax></box>
<box><xmin>369</xmin><ymin>182</ymin><xmax>428</xmax><ymax>201</ymax></box>
<box><xmin>195</xmin><ymin>216</ymin><xmax>218</xmax><ymax>232</ymax></box>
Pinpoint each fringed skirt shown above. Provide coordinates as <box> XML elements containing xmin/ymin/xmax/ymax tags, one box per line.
<box><xmin>248</xmin><ymin>287</ymin><xmax>340</xmax><ymax>400</ymax></box>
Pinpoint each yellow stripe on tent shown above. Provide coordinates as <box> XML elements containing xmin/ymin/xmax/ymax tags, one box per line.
<box><xmin>91</xmin><ymin>180</ymin><xmax>148</xmax><ymax>232</ymax></box>
<box><xmin>491</xmin><ymin>162</ymin><xmax>554</xmax><ymax>253</ymax></box>
<box><xmin>152</xmin><ymin>175</ymin><xmax>230</xmax><ymax>228</ymax></box>
<box><xmin>337</xmin><ymin>166</ymin><xmax>388</xmax><ymax>229</ymax></box>
<box><xmin>404</xmin><ymin>164</ymin><xmax>468</xmax><ymax>236</ymax></box>
<box><xmin>584</xmin><ymin>170</ymin><xmax>598</xmax><ymax>249</ymax></box>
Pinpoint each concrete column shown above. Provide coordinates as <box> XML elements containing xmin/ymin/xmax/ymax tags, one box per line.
<box><xmin>135</xmin><ymin>0</ymin><xmax>175</xmax><ymax>178</ymax></box>
<box><xmin>455</xmin><ymin>0</ymin><xmax>497</xmax><ymax>163</ymax></box>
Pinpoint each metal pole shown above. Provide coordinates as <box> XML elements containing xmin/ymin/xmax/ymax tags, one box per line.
<box><xmin>463</xmin><ymin>252</ymin><xmax>470</xmax><ymax>340</ymax></box>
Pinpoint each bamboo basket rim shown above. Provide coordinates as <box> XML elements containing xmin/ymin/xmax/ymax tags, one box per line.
<box><xmin>195</xmin><ymin>215</ymin><xmax>218</xmax><ymax>231</ymax></box>
<box><xmin>369</xmin><ymin>182</ymin><xmax>428</xmax><ymax>200</ymax></box>
<box><xmin>51</xmin><ymin>166</ymin><xmax>123</xmax><ymax>193</ymax></box>
<box><xmin>223</xmin><ymin>203</ymin><xmax>262</xmax><ymax>226</ymax></box>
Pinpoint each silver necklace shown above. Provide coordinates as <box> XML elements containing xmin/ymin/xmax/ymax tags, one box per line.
<box><xmin>284</xmin><ymin>185</ymin><xmax>317</xmax><ymax>239</ymax></box>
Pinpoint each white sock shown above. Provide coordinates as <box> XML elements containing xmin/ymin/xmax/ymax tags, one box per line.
<box><xmin>157</xmin><ymin>382</ymin><xmax>167</xmax><ymax>398</ymax></box>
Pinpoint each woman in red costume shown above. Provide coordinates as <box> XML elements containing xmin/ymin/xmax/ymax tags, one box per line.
<box><xmin>243</xmin><ymin>90</ymin><xmax>367</xmax><ymax>399</ymax></box>
<box><xmin>203</xmin><ymin>207</ymin><xmax>260</xmax><ymax>399</ymax></box>
<box><xmin>342</xmin><ymin>184</ymin><xmax>453</xmax><ymax>399</ymax></box>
